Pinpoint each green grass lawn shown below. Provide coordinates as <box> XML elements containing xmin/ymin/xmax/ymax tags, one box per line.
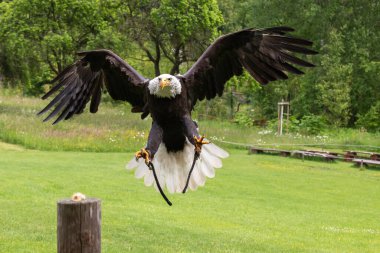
<box><xmin>1</xmin><ymin>144</ymin><xmax>379</xmax><ymax>253</ymax></box>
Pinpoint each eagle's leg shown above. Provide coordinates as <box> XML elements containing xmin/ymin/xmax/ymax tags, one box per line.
<box><xmin>182</xmin><ymin>117</ymin><xmax>209</xmax><ymax>193</ymax></box>
<box><xmin>134</xmin><ymin>122</ymin><xmax>171</xmax><ymax>206</ymax></box>
<box><xmin>135</xmin><ymin>121</ymin><xmax>163</xmax><ymax>165</ymax></box>
<box><xmin>183</xmin><ymin>116</ymin><xmax>209</xmax><ymax>153</ymax></box>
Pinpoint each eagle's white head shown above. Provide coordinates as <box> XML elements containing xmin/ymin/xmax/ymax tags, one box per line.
<box><xmin>148</xmin><ymin>74</ymin><xmax>181</xmax><ymax>98</ymax></box>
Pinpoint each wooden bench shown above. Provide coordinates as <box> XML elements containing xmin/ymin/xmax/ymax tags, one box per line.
<box><xmin>292</xmin><ymin>150</ymin><xmax>339</xmax><ymax>162</ymax></box>
<box><xmin>250</xmin><ymin>147</ymin><xmax>380</xmax><ymax>165</ymax></box>
<box><xmin>352</xmin><ymin>159</ymin><xmax>380</xmax><ymax>168</ymax></box>
<box><xmin>344</xmin><ymin>151</ymin><xmax>380</xmax><ymax>161</ymax></box>
<box><xmin>249</xmin><ymin>147</ymin><xmax>291</xmax><ymax>157</ymax></box>
<box><xmin>305</xmin><ymin>150</ymin><xmax>340</xmax><ymax>156</ymax></box>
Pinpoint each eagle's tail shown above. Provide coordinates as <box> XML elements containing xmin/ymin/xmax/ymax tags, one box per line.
<box><xmin>126</xmin><ymin>140</ymin><xmax>229</xmax><ymax>194</ymax></box>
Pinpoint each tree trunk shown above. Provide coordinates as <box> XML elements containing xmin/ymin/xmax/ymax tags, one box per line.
<box><xmin>170</xmin><ymin>62</ymin><xmax>180</xmax><ymax>75</ymax></box>
<box><xmin>154</xmin><ymin>60</ymin><xmax>161</xmax><ymax>76</ymax></box>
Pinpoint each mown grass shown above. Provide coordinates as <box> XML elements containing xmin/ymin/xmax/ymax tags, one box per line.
<box><xmin>0</xmin><ymin>93</ymin><xmax>379</xmax><ymax>153</ymax></box>
<box><xmin>0</xmin><ymin>145</ymin><xmax>379</xmax><ymax>252</ymax></box>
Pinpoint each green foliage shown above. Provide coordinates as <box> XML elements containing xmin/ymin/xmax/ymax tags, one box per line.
<box><xmin>316</xmin><ymin>30</ymin><xmax>352</xmax><ymax>126</ymax></box>
<box><xmin>233</xmin><ymin>105</ymin><xmax>254</xmax><ymax>127</ymax></box>
<box><xmin>356</xmin><ymin>101</ymin><xmax>380</xmax><ymax>132</ymax></box>
<box><xmin>266</xmin><ymin>115</ymin><xmax>326</xmax><ymax>136</ymax></box>
<box><xmin>286</xmin><ymin>116</ymin><xmax>300</xmax><ymax>133</ymax></box>
<box><xmin>120</xmin><ymin>0</ymin><xmax>223</xmax><ymax>75</ymax></box>
<box><xmin>268</xmin><ymin>116</ymin><xmax>301</xmax><ymax>133</ymax></box>
<box><xmin>0</xmin><ymin>0</ymin><xmax>126</xmax><ymax>93</ymax></box>
<box><xmin>150</xmin><ymin>0</ymin><xmax>222</xmax><ymax>42</ymax></box>
<box><xmin>219</xmin><ymin>0</ymin><xmax>380</xmax><ymax>128</ymax></box>
<box><xmin>298</xmin><ymin>115</ymin><xmax>327</xmax><ymax>135</ymax></box>
<box><xmin>0</xmin><ymin>0</ymin><xmax>223</xmax><ymax>84</ymax></box>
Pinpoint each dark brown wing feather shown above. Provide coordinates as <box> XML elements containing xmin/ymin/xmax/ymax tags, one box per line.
<box><xmin>182</xmin><ymin>26</ymin><xmax>317</xmax><ymax>107</ymax></box>
<box><xmin>38</xmin><ymin>49</ymin><xmax>148</xmax><ymax>124</ymax></box>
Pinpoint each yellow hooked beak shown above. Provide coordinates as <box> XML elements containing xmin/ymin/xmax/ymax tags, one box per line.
<box><xmin>159</xmin><ymin>78</ymin><xmax>171</xmax><ymax>89</ymax></box>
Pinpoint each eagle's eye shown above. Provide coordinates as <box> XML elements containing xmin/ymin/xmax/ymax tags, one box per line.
<box><xmin>158</xmin><ymin>78</ymin><xmax>161</xmax><ymax>81</ymax></box>
<box><xmin>168</xmin><ymin>78</ymin><xmax>172</xmax><ymax>81</ymax></box>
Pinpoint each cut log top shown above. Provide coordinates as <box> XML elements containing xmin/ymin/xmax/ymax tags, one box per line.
<box><xmin>58</xmin><ymin>198</ymin><xmax>100</xmax><ymax>205</ymax></box>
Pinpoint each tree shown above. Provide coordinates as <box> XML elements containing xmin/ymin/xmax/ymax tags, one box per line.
<box><xmin>122</xmin><ymin>0</ymin><xmax>223</xmax><ymax>76</ymax></box>
<box><xmin>356</xmin><ymin>101</ymin><xmax>380</xmax><ymax>132</ymax></box>
<box><xmin>316</xmin><ymin>30</ymin><xmax>352</xmax><ymax>126</ymax></box>
<box><xmin>0</xmin><ymin>0</ymin><xmax>126</xmax><ymax>93</ymax></box>
<box><xmin>0</xmin><ymin>0</ymin><xmax>223</xmax><ymax>92</ymax></box>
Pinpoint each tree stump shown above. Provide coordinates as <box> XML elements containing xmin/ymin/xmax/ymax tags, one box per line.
<box><xmin>57</xmin><ymin>198</ymin><xmax>101</xmax><ymax>253</ymax></box>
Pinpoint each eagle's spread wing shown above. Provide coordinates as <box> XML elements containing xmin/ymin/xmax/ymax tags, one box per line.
<box><xmin>182</xmin><ymin>26</ymin><xmax>317</xmax><ymax>107</ymax></box>
<box><xmin>38</xmin><ymin>49</ymin><xmax>148</xmax><ymax>124</ymax></box>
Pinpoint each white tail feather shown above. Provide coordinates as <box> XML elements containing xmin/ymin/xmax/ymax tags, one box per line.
<box><xmin>135</xmin><ymin>163</ymin><xmax>147</xmax><ymax>179</ymax></box>
<box><xmin>144</xmin><ymin>172</ymin><xmax>154</xmax><ymax>187</ymax></box>
<box><xmin>189</xmin><ymin>176</ymin><xmax>197</xmax><ymax>191</ymax></box>
<box><xmin>201</xmin><ymin>148</ymin><xmax>222</xmax><ymax>169</ymax></box>
<box><xmin>203</xmin><ymin>142</ymin><xmax>229</xmax><ymax>158</ymax></box>
<box><xmin>192</xmin><ymin>164</ymin><xmax>205</xmax><ymax>186</ymax></box>
<box><xmin>126</xmin><ymin>139</ymin><xmax>228</xmax><ymax>194</ymax></box>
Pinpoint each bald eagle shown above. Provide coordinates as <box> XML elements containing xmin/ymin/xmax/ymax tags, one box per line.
<box><xmin>39</xmin><ymin>27</ymin><xmax>316</xmax><ymax>203</ymax></box>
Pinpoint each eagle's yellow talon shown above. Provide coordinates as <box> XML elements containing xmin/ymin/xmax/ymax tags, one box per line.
<box><xmin>194</xmin><ymin>135</ymin><xmax>210</xmax><ymax>153</ymax></box>
<box><xmin>135</xmin><ymin>148</ymin><xmax>151</xmax><ymax>165</ymax></box>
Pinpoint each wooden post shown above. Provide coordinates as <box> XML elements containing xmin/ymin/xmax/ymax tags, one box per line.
<box><xmin>57</xmin><ymin>198</ymin><xmax>101</xmax><ymax>253</ymax></box>
<box><xmin>277</xmin><ymin>100</ymin><xmax>290</xmax><ymax>135</ymax></box>
<box><xmin>279</xmin><ymin>102</ymin><xmax>284</xmax><ymax>135</ymax></box>
<box><xmin>286</xmin><ymin>103</ymin><xmax>290</xmax><ymax>134</ymax></box>
<box><xmin>277</xmin><ymin>102</ymin><xmax>281</xmax><ymax>135</ymax></box>
<box><xmin>359</xmin><ymin>160</ymin><xmax>365</xmax><ymax>171</ymax></box>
